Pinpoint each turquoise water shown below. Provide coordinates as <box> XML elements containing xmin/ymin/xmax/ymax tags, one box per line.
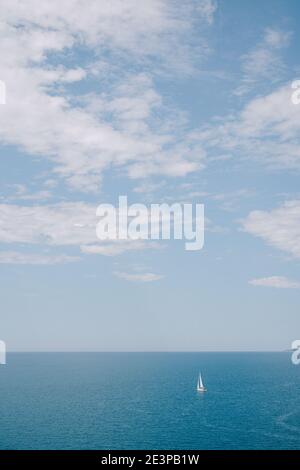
<box><xmin>0</xmin><ymin>352</ymin><xmax>300</xmax><ymax>449</ymax></box>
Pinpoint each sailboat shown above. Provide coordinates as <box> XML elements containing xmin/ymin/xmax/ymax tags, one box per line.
<box><xmin>197</xmin><ymin>372</ymin><xmax>207</xmax><ymax>392</ymax></box>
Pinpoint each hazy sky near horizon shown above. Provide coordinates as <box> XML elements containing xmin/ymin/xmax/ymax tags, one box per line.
<box><xmin>0</xmin><ymin>0</ymin><xmax>300</xmax><ymax>351</ymax></box>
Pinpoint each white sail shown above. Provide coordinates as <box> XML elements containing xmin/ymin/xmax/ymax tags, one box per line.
<box><xmin>197</xmin><ymin>372</ymin><xmax>206</xmax><ymax>391</ymax></box>
<box><xmin>199</xmin><ymin>373</ymin><xmax>203</xmax><ymax>389</ymax></box>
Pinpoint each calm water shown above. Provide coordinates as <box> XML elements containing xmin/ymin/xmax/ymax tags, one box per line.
<box><xmin>0</xmin><ymin>352</ymin><xmax>300</xmax><ymax>449</ymax></box>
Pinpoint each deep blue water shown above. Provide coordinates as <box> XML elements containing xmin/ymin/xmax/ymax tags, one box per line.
<box><xmin>0</xmin><ymin>352</ymin><xmax>300</xmax><ymax>449</ymax></box>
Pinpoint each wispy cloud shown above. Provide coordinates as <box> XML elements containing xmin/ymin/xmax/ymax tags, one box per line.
<box><xmin>0</xmin><ymin>251</ymin><xmax>79</xmax><ymax>265</ymax></box>
<box><xmin>113</xmin><ymin>270</ymin><xmax>164</xmax><ymax>282</ymax></box>
<box><xmin>133</xmin><ymin>180</ymin><xmax>166</xmax><ymax>194</ymax></box>
<box><xmin>192</xmin><ymin>83</ymin><xmax>300</xmax><ymax>172</ymax></box>
<box><xmin>235</xmin><ymin>28</ymin><xmax>291</xmax><ymax>96</ymax></box>
<box><xmin>249</xmin><ymin>276</ymin><xmax>300</xmax><ymax>289</ymax></box>
<box><xmin>81</xmin><ymin>241</ymin><xmax>160</xmax><ymax>257</ymax></box>
<box><xmin>1</xmin><ymin>184</ymin><xmax>53</xmax><ymax>202</ymax></box>
<box><xmin>210</xmin><ymin>189</ymin><xmax>255</xmax><ymax>212</ymax></box>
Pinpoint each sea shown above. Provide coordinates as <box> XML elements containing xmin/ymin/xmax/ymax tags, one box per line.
<box><xmin>0</xmin><ymin>352</ymin><xmax>299</xmax><ymax>450</ymax></box>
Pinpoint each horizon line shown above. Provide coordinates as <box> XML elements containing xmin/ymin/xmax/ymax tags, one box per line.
<box><xmin>4</xmin><ymin>350</ymin><xmax>287</xmax><ymax>353</ymax></box>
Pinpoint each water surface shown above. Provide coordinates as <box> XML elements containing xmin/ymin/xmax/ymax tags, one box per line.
<box><xmin>0</xmin><ymin>352</ymin><xmax>299</xmax><ymax>449</ymax></box>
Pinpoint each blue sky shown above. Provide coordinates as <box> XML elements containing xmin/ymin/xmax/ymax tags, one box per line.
<box><xmin>0</xmin><ymin>0</ymin><xmax>300</xmax><ymax>351</ymax></box>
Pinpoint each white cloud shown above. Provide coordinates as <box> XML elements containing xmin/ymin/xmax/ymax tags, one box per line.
<box><xmin>242</xmin><ymin>200</ymin><xmax>300</xmax><ymax>259</ymax></box>
<box><xmin>81</xmin><ymin>241</ymin><xmax>160</xmax><ymax>257</ymax></box>
<box><xmin>0</xmin><ymin>202</ymin><xmax>97</xmax><ymax>246</ymax></box>
<box><xmin>249</xmin><ymin>276</ymin><xmax>300</xmax><ymax>289</ymax></box>
<box><xmin>1</xmin><ymin>184</ymin><xmax>52</xmax><ymax>202</ymax></box>
<box><xmin>0</xmin><ymin>202</ymin><xmax>163</xmax><ymax>258</ymax></box>
<box><xmin>0</xmin><ymin>0</ymin><xmax>215</xmax><ymax>192</ymax></box>
<box><xmin>1</xmin><ymin>0</ymin><xmax>212</xmax><ymax>58</ymax></box>
<box><xmin>113</xmin><ymin>270</ymin><xmax>164</xmax><ymax>282</ymax></box>
<box><xmin>0</xmin><ymin>251</ymin><xmax>79</xmax><ymax>265</ymax></box>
